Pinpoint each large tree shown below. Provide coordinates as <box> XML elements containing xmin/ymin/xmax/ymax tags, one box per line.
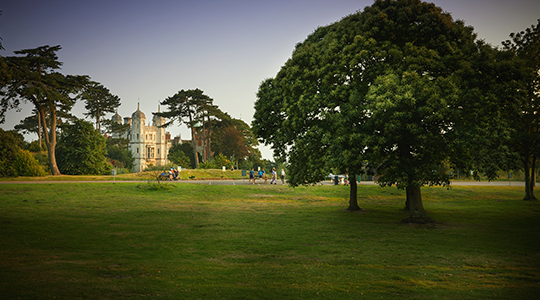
<box><xmin>154</xmin><ymin>89</ymin><xmax>214</xmax><ymax>168</ymax></box>
<box><xmin>0</xmin><ymin>45</ymin><xmax>89</xmax><ymax>175</ymax></box>
<box><xmin>81</xmin><ymin>82</ymin><xmax>121</xmax><ymax>133</ymax></box>
<box><xmin>253</xmin><ymin>0</ymin><xmax>495</xmax><ymax>222</ymax></box>
<box><xmin>56</xmin><ymin>119</ymin><xmax>109</xmax><ymax>175</ymax></box>
<box><xmin>211</xmin><ymin>118</ymin><xmax>258</xmax><ymax>167</ymax></box>
<box><xmin>502</xmin><ymin>19</ymin><xmax>540</xmax><ymax>200</ymax></box>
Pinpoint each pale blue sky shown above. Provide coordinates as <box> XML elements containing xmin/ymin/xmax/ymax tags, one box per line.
<box><xmin>1</xmin><ymin>0</ymin><xmax>538</xmax><ymax>159</ymax></box>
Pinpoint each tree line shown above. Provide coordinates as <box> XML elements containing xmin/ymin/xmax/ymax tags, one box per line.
<box><xmin>0</xmin><ymin>46</ymin><xmax>261</xmax><ymax>175</ymax></box>
<box><xmin>253</xmin><ymin>0</ymin><xmax>539</xmax><ymax>223</ymax></box>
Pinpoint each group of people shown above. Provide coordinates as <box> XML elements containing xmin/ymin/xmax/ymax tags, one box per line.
<box><xmin>249</xmin><ymin>168</ymin><xmax>286</xmax><ymax>185</ymax></box>
<box><xmin>165</xmin><ymin>167</ymin><xmax>179</xmax><ymax>181</ymax></box>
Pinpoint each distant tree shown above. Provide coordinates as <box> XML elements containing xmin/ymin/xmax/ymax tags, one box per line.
<box><xmin>502</xmin><ymin>19</ymin><xmax>540</xmax><ymax>200</ymax></box>
<box><xmin>14</xmin><ymin>111</ymin><xmax>42</xmax><ymax>146</ymax></box>
<box><xmin>15</xmin><ymin>108</ymin><xmax>77</xmax><ymax>149</ymax></box>
<box><xmin>56</xmin><ymin>119</ymin><xmax>109</xmax><ymax>175</ymax></box>
<box><xmin>155</xmin><ymin>89</ymin><xmax>214</xmax><ymax>168</ymax></box>
<box><xmin>105</xmin><ymin>137</ymin><xmax>133</xmax><ymax>170</ymax></box>
<box><xmin>167</xmin><ymin>143</ymin><xmax>192</xmax><ymax>168</ymax></box>
<box><xmin>180</xmin><ymin>142</ymin><xmax>197</xmax><ymax>168</ymax></box>
<box><xmin>211</xmin><ymin>116</ymin><xmax>259</xmax><ymax>167</ymax></box>
<box><xmin>0</xmin><ymin>45</ymin><xmax>90</xmax><ymax>175</ymax></box>
<box><xmin>102</xmin><ymin>116</ymin><xmax>133</xmax><ymax>170</ymax></box>
<box><xmin>81</xmin><ymin>82</ymin><xmax>121</xmax><ymax>133</ymax></box>
<box><xmin>211</xmin><ymin>125</ymin><xmax>249</xmax><ymax>165</ymax></box>
<box><xmin>253</xmin><ymin>0</ymin><xmax>497</xmax><ymax>222</ymax></box>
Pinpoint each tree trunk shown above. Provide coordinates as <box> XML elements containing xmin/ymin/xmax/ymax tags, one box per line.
<box><xmin>37</xmin><ymin>113</ymin><xmax>42</xmax><ymax>149</ymax></box>
<box><xmin>405</xmin><ymin>191</ymin><xmax>410</xmax><ymax>210</ymax></box>
<box><xmin>402</xmin><ymin>185</ymin><xmax>434</xmax><ymax>223</ymax></box>
<box><xmin>190</xmin><ymin>125</ymin><xmax>199</xmax><ymax>168</ymax></box>
<box><xmin>39</xmin><ymin>107</ymin><xmax>61</xmax><ymax>175</ymax></box>
<box><xmin>188</xmin><ymin>112</ymin><xmax>199</xmax><ymax>168</ymax></box>
<box><xmin>532</xmin><ymin>156</ymin><xmax>537</xmax><ymax>188</ymax></box>
<box><xmin>347</xmin><ymin>174</ymin><xmax>361</xmax><ymax>211</ymax></box>
<box><xmin>523</xmin><ymin>157</ymin><xmax>536</xmax><ymax>200</ymax></box>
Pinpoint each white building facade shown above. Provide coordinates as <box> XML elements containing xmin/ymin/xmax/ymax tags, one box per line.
<box><xmin>112</xmin><ymin>105</ymin><xmax>172</xmax><ymax>172</ymax></box>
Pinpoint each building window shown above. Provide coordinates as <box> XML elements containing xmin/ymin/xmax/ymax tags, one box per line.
<box><xmin>136</xmin><ymin>148</ymin><xmax>139</xmax><ymax>153</ymax></box>
<box><xmin>137</xmin><ymin>134</ymin><xmax>139</xmax><ymax>140</ymax></box>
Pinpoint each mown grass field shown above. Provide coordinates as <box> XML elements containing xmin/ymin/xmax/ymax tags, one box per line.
<box><xmin>0</xmin><ymin>182</ymin><xmax>539</xmax><ymax>299</ymax></box>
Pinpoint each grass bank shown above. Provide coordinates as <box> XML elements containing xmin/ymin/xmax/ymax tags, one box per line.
<box><xmin>0</xmin><ymin>183</ymin><xmax>538</xmax><ymax>299</ymax></box>
<box><xmin>0</xmin><ymin>169</ymin><xmax>247</xmax><ymax>182</ymax></box>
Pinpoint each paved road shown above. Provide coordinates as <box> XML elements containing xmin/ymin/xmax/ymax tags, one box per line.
<box><xmin>0</xmin><ymin>179</ymin><xmax>524</xmax><ymax>186</ymax></box>
<box><xmin>178</xmin><ymin>180</ymin><xmax>525</xmax><ymax>186</ymax></box>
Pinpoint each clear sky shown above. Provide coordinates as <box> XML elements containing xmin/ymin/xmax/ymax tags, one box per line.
<box><xmin>1</xmin><ymin>0</ymin><xmax>539</xmax><ymax>159</ymax></box>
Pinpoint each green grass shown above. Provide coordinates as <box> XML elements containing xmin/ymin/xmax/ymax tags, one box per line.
<box><xmin>0</xmin><ymin>183</ymin><xmax>539</xmax><ymax>299</ymax></box>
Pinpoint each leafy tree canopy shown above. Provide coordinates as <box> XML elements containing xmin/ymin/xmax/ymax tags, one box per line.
<box><xmin>168</xmin><ymin>142</ymin><xmax>193</xmax><ymax>168</ymax></box>
<box><xmin>1</xmin><ymin>45</ymin><xmax>91</xmax><ymax>175</ymax></box>
<box><xmin>105</xmin><ymin>137</ymin><xmax>134</xmax><ymax>170</ymax></box>
<box><xmin>501</xmin><ymin>19</ymin><xmax>540</xmax><ymax>200</ymax></box>
<box><xmin>81</xmin><ymin>82</ymin><xmax>121</xmax><ymax>133</ymax></box>
<box><xmin>56</xmin><ymin>119</ymin><xmax>110</xmax><ymax>175</ymax></box>
<box><xmin>253</xmin><ymin>0</ymin><xmax>499</xmax><ymax>222</ymax></box>
<box><xmin>155</xmin><ymin>89</ymin><xmax>214</xmax><ymax>168</ymax></box>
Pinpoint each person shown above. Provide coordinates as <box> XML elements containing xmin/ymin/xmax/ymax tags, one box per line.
<box><xmin>261</xmin><ymin>168</ymin><xmax>267</xmax><ymax>184</ymax></box>
<box><xmin>281</xmin><ymin>169</ymin><xmax>286</xmax><ymax>184</ymax></box>
<box><xmin>271</xmin><ymin>167</ymin><xmax>277</xmax><ymax>185</ymax></box>
<box><xmin>249</xmin><ymin>168</ymin><xmax>255</xmax><ymax>184</ymax></box>
<box><xmin>168</xmin><ymin>168</ymin><xmax>174</xmax><ymax>181</ymax></box>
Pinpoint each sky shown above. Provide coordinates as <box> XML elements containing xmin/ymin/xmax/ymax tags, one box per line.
<box><xmin>1</xmin><ymin>0</ymin><xmax>539</xmax><ymax>159</ymax></box>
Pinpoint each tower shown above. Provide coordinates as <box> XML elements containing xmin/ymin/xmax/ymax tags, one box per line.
<box><xmin>131</xmin><ymin>103</ymin><xmax>147</xmax><ymax>172</ymax></box>
<box><xmin>152</xmin><ymin>105</ymin><xmax>168</xmax><ymax>166</ymax></box>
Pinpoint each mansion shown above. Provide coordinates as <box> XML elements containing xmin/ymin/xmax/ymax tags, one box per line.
<box><xmin>111</xmin><ymin>105</ymin><xmax>172</xmax><ymax>172</ymax></box>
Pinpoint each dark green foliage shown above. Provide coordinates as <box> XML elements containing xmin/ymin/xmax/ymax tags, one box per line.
<box><xmin>1</xmin><ymin>45</ymin><xmax>91</xmax><ymax>175</ymax></box>
<box><xmin>167</xmin><ymin>143</ymin><xmax>192</xmax><ymax>168</ymax></box>
<box><xmin>168</xmin><ymin>142</ymin><xmax>196</xmax><ymax>168</ymax></box>
<box><xmin>253</xmin><ymin>0</ymin><xmax>498</xmax><ymax>221</ymax></box>
<box><xmin>81</xmin><ymin>82</ymin><xmax>121</xmax><ymax>132</ymax></box>
<box><xmin>105</xmin><ymin>137</ymin><xmax>133</xmax><ymax>170</ymax></box>
<box><xmin>502</xmin><ymin>19</ymin><xmax>540</xmax><ymax>200</ymax></box>
<box><xmin>155</xmin><ymin>89</ymin><xmax>215</xmax><ymax>168</ymax></box>
<box><xmin>26</xmin><ymin>140</ymin><xmax>46</xmax><ymax>152</ymax></box>
<box><xmin>56</xmin><ymin>119</ymin><xmax>110</xmax><ymax>175</ymax></box>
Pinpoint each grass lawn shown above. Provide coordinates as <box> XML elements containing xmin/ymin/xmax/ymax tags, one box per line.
<box><xmin>0</xmin><ymin>183</ymin><xmax>539</xmax><ymax>299</ymax></box>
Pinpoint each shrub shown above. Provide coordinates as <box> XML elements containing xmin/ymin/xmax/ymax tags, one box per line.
<box><xmin>13</xmin><ymin>149</ymin><xmax>47</xmax><ymax>177</ymax></box>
